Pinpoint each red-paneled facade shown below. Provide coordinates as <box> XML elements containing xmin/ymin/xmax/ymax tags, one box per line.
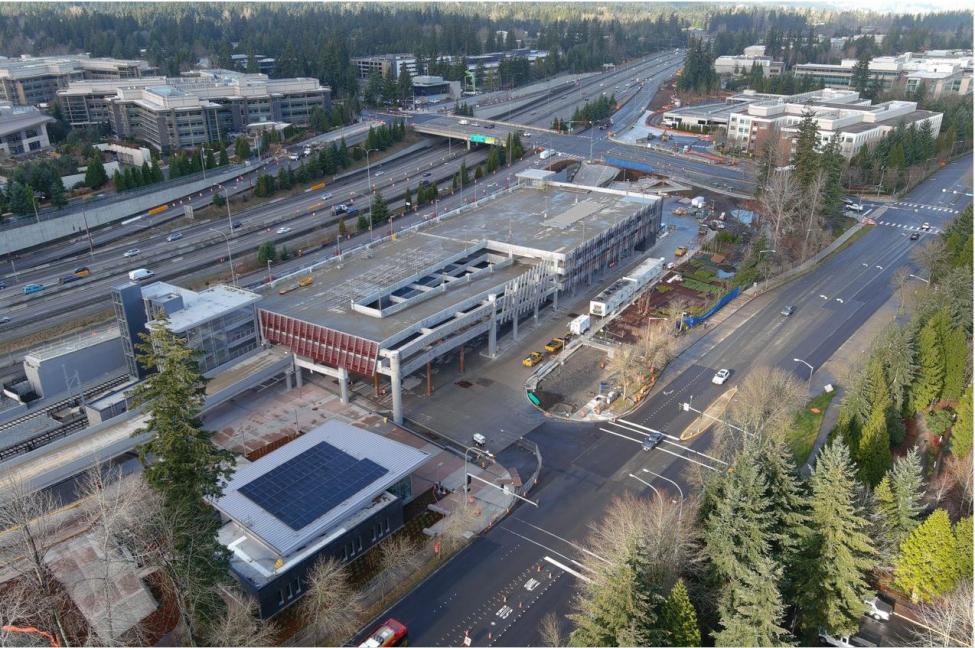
<box><xmin>259</xmin><ymin>310</ymin><xmax>380</xmax><ymax>376</ymax></box>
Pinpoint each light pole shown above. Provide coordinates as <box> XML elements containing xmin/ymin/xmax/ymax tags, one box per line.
<box><xmin>641</xmin><ymin>468</ymin><xmax>684</xmax><ymax>522</ymax></box>
<box><xmin>266</xmin><ymin>259</ymin><xmax>272</xmax><ymax>285</ymax></box>
<box><xmin>758</xmin><ymin>248</ymin><xmax>775</xmax><ymax>288</ymax></box>
<box><xmin>365</xmin><ymin>147</ymin><xmax>381</xmax><ymax>193</ymax></box>
<box><xmin>628</xmin><ymin>473</ymin><xmax>663</xmax><ymax>502</ymax></box>
<box><xmin>793</xmin><ymin>358</ymin><xmax>814</xmax><ymax>385</ymax></box>
<box><xmin>200</xmin><ymin>146</ymin><xmax>207</xmax><ymax>180</ymax></box>
<box><xmin>464</xmin><ymin>445</ymin><xmax>495</xmax><ymax>509</ymax></box>
<box><xmin>82</xmin><ymin>209</ymin><xmax>95</xmax><ymax>258</ymax></box>
<box><xmin>208</xmin><ymin>227</ymin><xmax>237</xmax><ymax>287</ymax></box>
<box><xmin>568</xmin><ymin>120</ymin><xmax>595</xmax><ymax>162</ymax></box>
<box><xmin>908</xmin><ymin>273</ymin><xmax>930</xmax><ymax>284</ymax></box>
<box><xmin>221</xmin><ymin>185</ymin><xmax>234</xmax><ymax>235</ymax></box>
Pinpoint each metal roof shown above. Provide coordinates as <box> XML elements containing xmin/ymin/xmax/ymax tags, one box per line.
<box><xmin>212</xmin><ymin>420</ymin><xmax>429</xmax><ymax>557</ymax></box>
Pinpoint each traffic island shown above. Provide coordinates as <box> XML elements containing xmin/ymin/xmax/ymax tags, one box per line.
<box><xmin>679</xmin><ymin>387</ymin><xmax>737</xmax><ymax>441</ymax></box>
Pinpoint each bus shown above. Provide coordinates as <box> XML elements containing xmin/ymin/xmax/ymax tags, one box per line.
<box><xmin>359</xmin><ymin>618</ymin><xmax>408</xmax><ymax>648</ymax></box>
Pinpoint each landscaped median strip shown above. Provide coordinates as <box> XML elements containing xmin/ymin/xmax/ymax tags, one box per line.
<box><xmin>679</xmin><ymin>387</ymin><xmax>738</xmax><ymax>441</ymax></box>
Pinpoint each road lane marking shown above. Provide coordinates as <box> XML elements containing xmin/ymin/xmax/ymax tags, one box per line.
<box><xmin>543</xmin><ymin>556</ymin><xmax>593</xmax><ymax>583</ymax></box>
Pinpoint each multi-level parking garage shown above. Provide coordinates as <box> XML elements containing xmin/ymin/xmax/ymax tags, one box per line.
<box><xmin>258</xmin><ymin>170</ymin><xmax>662</xmax><ymax>423</ymax></box>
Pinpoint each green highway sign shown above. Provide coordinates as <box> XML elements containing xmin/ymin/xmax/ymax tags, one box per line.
<box><xmin>469</xmin><ymin>134</ymin><xmax>498</xmax><ymax>145</ymax></box>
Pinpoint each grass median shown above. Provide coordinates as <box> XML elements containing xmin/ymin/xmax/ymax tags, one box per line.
<box><xmin>787</xmin><ymin>390</ymin><xmax>837</xmax><ymax>464</ymax></box>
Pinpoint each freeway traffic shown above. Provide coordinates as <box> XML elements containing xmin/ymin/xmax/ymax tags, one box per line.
<box><xmin>357</xmin><ymin>157</ymin><xmax>972</xmax><ymax>646</ymax></box>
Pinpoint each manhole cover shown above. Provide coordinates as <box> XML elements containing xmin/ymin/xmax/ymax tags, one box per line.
<box><xmin>476</xmin><ymin>377</ymin><xmax>494</xmax><ymax>387</ymax></box>
<box><xmin>455</xmin><ymin>380</ymin><xmax>473</xmax><ymax>388</ymax></box>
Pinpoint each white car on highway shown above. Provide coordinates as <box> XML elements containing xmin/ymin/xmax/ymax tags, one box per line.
<box><xmin>712</xmin><ymin>369</ymin><xmax>731</xmax><ymax>385</ymax></box>
<box><xmin>123</xmin><ymin>248</ymin><xmax>140</xmax><ymax>257</ymax></box>
<box><xmin>321</xmin><ymin>192</ymin><xmax>333</xmax><ymax>200</ymax></box>
<box><xmin>276</xmin><ymin>226</ymin><xmax>293</xmax><ymax>234</ymax></box>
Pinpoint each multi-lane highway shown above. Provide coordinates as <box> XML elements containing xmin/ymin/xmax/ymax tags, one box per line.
<box><xmin>358</xmin><ymin>157</ymin><xmax>972</xmax><ymax>646</ymax></box>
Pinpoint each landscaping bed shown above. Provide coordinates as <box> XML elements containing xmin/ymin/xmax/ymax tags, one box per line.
<box><xmin>787</xmin><ymin>390</ymin><xmax>836</xmax><ymax>464</ymax></box>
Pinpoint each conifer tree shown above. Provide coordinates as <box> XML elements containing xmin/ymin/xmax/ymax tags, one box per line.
<box><xmin>941</xmin><ymin>326</ymin><xmax>968</xmax><ymax>401</ymax></box>
<box><xmin>370</xmin><ymin>191</ymin><xmax>389</xmax><ymax>224</ymax></box>
<box><xmin>951</xmin><ymin>383</ymin><xmax>973</xmax><ymax>457</ymax></box>
<box><xmin>955</xmin><ymin>516</ymin><xmax>973</xmax><ymax>580</ymax></box>
<box><xmin>132</xmin><ymin>321</ymin><xmax>235</xmax><ymax>639</ymax></box>
<box><xmin>894</xmin><ymin>509</ymin><xmax>962</xmax><ymax>602</ymax></box>
<box><xmin>857</xmin><ymin>406</ymin><xmax>892</xmax><ymax>486</ymax></box>
<box><xmin>85</xmin><ymin>155</ymin><xmax>108</xmax><ymax>189</ymax></box>
<box><xmin>792</xmin><ymin>109</ymin><xmax>820</xmax><ymax>190</ymax></box>
<box><xmin>661</xmin><ymin>579</ymin><xmax>701</xmax><ymax>647</ymax></box>
<box><xmin>758</xmin><ymin>438</ymin><xmax>807</xmax><ymax>579</ymax></box>
<box><xmin>798</xmin><ymin>439</ymin><xmax>876</xmax><ymax>637</ymax></box>
<box><xmin>912</xmin><ymin>313</ymin><xmax>947</xmax><ymax>412</ymax></box>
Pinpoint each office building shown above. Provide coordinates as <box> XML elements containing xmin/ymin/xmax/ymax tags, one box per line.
<box><xmin>258</xmin><ymin>172</ymin><xmax>662</xmax><ymax>424</ymax></box>
<box><xmin>0</xmin><ymin>102</ymin><xmax>54</xmax><ymax>156</ymax></box>
<box><xmin>713</xmin><ymin>55</ymin><xmax>784</xmax><ymax>77</ymax></box>
<box><xmin>411</xmin><ymin>75</ymin><xmax>456</xmax><ymax>102</ymax></box>
<box><xmin>213</xmin><ymin>420</ymin><xmax>429</xmax><ymax>618</ymax></box>
<box><xmin>112</xmin><ymin>281</ymin><xmax>262</xmax><ymax>379</ymax></box>
<box><xmin>726</xmin><ymin>88</ymin><xmax>942</xmax><ymax>158</ymax></box>
<box><xmin>0</xmin><ymin>54</ymin><xmax>153</xmax><ymax>106</ymax></box>
<box><xmin>23</xmin><ymin>328</ymin><xmax>126</xmax><ymax>399</ymax></box>
<box><xmin>794</xmin><ymin>51</ymin><xmax>973</xmax><ymax>95</ymax></box>
<box><xmin>58</xmin><ymin>69</ymin><xmax>330</xmax><ymax>151</ymax></box>
<box><xmin>351</xmin><ymin>54</ymin><xmax>417</xmax><ymax>80</ymax></box>
<box><xmin>230</xmin><ymin>54</ymin><xmax>276</xmax><ymax>76</ymax></box>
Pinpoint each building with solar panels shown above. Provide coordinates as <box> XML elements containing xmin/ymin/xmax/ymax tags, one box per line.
<box><xmin>213</xmin><ymin>419</ymin><xmax>429</xmax><ymax>618</ymax></box>
<box><xmin>257</xmin><ymin>172</ymin><xmax>663</xmax><ymax>425</ymax></box>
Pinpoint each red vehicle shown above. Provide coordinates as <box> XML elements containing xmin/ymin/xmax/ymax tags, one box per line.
<box><xmin>359</xmin><ymin>618</ymin><xmax>408</xmax><ymax>648</ymax></box>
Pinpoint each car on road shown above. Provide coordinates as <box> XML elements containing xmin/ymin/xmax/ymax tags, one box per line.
<box><xmin>863</xmin><ymin>595</ymin><xmax>892</xmax><ymax>622</ymax></box>
<box><xmin>22</xmin><ymin>283</ymin><xmax>44</xmax><ymax>295</ymax></box>
<box><xmin>374</xmin><ymin>170</ymin><xmax>384</xmax><ymax>176</ymax></box>
<box><xmin>59</xmin><ymin>274</ymin><xmax>83</xmax><ymax>285</ymax></box>
<box><xmin>123</xmin><ymin>248</ymin><xmax>140</xmax><ymax>257</ymax></box>
<box><xmin>276</xmin><ymin>226</ymin><xmax>293</xmax><ymax>234</ymax></box>
<box><xmin>642</xmin><ymin>431</ymin><xmax>664</xmax><ymax>451</ymax></box>
<box><xmin>674</xmin><ymin>245</ymin><xmax>688</xmax><ymax>257</ymax></box>
<box><xmin>0</xmin><ymin>281</ymin><xmax>6</xmax><ymax>290</ymax></box>
<box><xmin>910</xmin><ymin>231</ymin><xmax>920</xmax><ymax>240</ymax></box>
<box><xmin>166</xmin><ymin>232</ymin><xmax>183</xmax><ymax>242</ymax></box>
<box><xmin>780</xmin><ymin>305</ymin><xmax>796</xmax><ymax>317</ymax></box>
<box><xmin>0</xmin><ymin>316</ymin><xmax>10</xmax><ymax>324</ymax></box>
<box><xmin>522</xmin><ymin>131</ymin><xmax>531</xmax><ymax>137</ymax></box>
<box><xmin>543</xmin><ymin>337</ymin><xmax>566</xmax><ymax>353</ymax></box>
<box><xmin>359</xmin><ymin>618</ymin><xmax>408</xmax><ymax>648</ymax></box>
<box><xmin>321</xmin><ymin>192</ymin><xmax>333</xmax><ymax>200</ymax></box>
<box><xmin>522</xmin><ymin>351</ymin><xmax>544</xmax><ymax>367</ymax></box>
<box><xmin>818</xmin><ymin>631</ymin><xmax>876</xmax><ymax>647</ymax></box>
<box><xmin>422</xmin><ymin>172</ymin><xmax>432</xmax><ymax>177</ymax></box>
<box><xmin>921</xmin><ymin>221</ymin><xmax>930</xmax><ymax>230</ymax></box>
<box><xmin>472</xmin><ymin>433</ymin><xmax>487</xmax><ymax>447</ymax></box>
<box><xmin>712</xmin><ymin>368</ymin><xmax>731</xmax><ymax>385</ymax></box>
<box><xmin>232</xmin><ymin>221</ymin><xmax>242</xmax><ymax>229</ymax></box>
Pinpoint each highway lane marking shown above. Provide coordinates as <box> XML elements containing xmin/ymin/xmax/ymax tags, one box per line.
<box><xmin>497</xmin><ymin>527</ymin><xmax>596</xmax><ymax>574</ymax></box>
<box><xmin>507</xmin><ymin>518</ymin><xmax>610</xmax><ymax>564</ymax></box>
<box><xmin>543</xmin><ymin>555</ymin><xmax>593</xmax><ymax>582</ymax></box>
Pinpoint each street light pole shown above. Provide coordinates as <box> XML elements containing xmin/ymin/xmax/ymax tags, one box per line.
<box><xmin>208</xmin><ymin>227</ymin><xmax>237</xmax><ymax>287</ymax></box>
<box><xmin>464</xmin><ymin>445</ymin><xmax>495</xmax><ymax>509</ymax></box>
<box><xmin>641</xmin><ymin>468</ymin><xmax>684</xmax><ymax>522</ymax></box>
<box><xmin>82</xmin><ymin>209</ymin><xmax>95</xmax><ymax>258</ymax></box>
<box><xmin>680</xmin><ymin>401</ymin><xmax>751</xmax><ymax>437</ymax></box>
<box><xmin>908</xmin><ymin>273</ymin><xmax>930</xmax><ymax>284</ymax></box>
<box><xmin>758</xmin><ymin>248</ymin><xmax>776</xmax><ymax>289</ymax></box>
<box><xmin>200</xmin><ymin>146</ymin><xmax>207</xmax><ymax>180</ymax></box>
<box><xmin>266</xmin><ymin>259</ymin><xmax>272</xmax><ymax>285</ymax></box>
<box><xmin>793</xmin><ymin>358</ymin><xmax>814</xmax><ymax>385</ymax></box>
<box><xmin>628</xmin><ymin>473</ymin><xmax>663</xmax><ymax>502</ymax></box>
<box><xmin>365</xmin><ymin>147</ymin><xmax>380</xmax><ymax>194</ymax></box>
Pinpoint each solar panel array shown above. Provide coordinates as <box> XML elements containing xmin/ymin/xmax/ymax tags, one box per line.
<box><xmin>239</xmin><ymin>442</ymin><xmax>389</xmax><ymax>530</ymax></box>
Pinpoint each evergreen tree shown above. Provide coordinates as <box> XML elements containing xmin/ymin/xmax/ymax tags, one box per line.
<box><xmin>85</xmin><ymin>155</ymin><xmax>108</xmax><ymax>188</ymax></box>
<box><xmin>955</xmin><ymin>516</ymin><xmax>973</xmax><ymax>580</ymax></box>
<box><xmin>357</xmin><ymin>213</ymin><xmax>370</xmax><ymax>232</ymax></box>
<box><xmin>951</xmin><ymin>383</ymin><xmax>973</xmax><ymax>457</ymax></box>
<box><xmin>850</xmin><ymin>52</ymin><xmax>871</xmax><ymax>94</ymax></box>
<box><xmin>911</xmin><ymin>313</ymin><xmax>947</xmax><ymax>412</ymax></box>
<box><xmin>798</xmin><ymin>439</ymin><xmax>876</xmax><ymax>638</ymax></box>
<box><xmin>8</xmin><ymin>181</ymin><xmax>34</xmax><ymax>216</ymax></box>
<box><xmin>370</xmin><ymin>191</ymin><xmax>389</xmax><ymax>224</ymax></box>
<box><xmin>234</xmin><ymin>136</ymin><xmax>251</xmax><ymax>161</ymax></box>
<box><xmin>792</xmin><ymin>109</ymin><xmax>820</xmax><ymax>190</ymax></box>
<box><xmin>758</xmin><ymin>438</ymin><xmax>807</xmax><ymax>580</ymax></box>
<box><xmin>857</xmin><ymin>406</ymin><xmax>893</xmax><ymax>486</ymax></box>
<box><xmin>875</xmin><ymin>450</ymin><xmax>925</xmax><ymax>565</ymax></box>
<box><xmin>661</xmin><ymin>579</ymin><xmax>700</xmax><ymax>647</ymax></box>
<box><xmin>113</xmin><ymin>169</ymin><xmax>126</xmax><ymax>191</ymax></box>
<box><xmin>712</xmin><ymin>555</ymin><xmax>791</xmax><ymax>647</ymax></box>
<box><xmin>941</xmin><ymin>325</ymin><xmax>968</xmax><ymax>401</ymax></box>
<box><xmin>218</xmin><ymin>143</ymin><xmax>229</xmax><ymax>166</ymax></box>
<box><xmin>894</xmin><ymin>509</ymin><xmax>962</xmax><ymax>602</ymax></box>
<box><xmin>49</xmin><ymin>175</ymin><xmax>66</xmax><ymax>209</ymax></box>
<box><xmin>131</xmin><ymin>321</ymin><xmax>234</xmax><ymax>639</ymax></box>
<box><xmin>337</xmin><ymin>219</ymin><xmax>347</xmax><ymax>239</ymax></box>
<box><xmin>256</xmin><ymin>241</ymin><xmax>277</xmax><ymax>264</ymax></box>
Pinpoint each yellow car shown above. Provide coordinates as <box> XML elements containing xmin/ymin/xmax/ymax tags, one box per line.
<box><xmin>522</xmin><ymin>351</ymin><xmax>544</xmax><ymax>367</ymax></box>
<box><xmin>674</xmin><ymin>246</ymin><xmax>688</xmax><ymax>257</ymax></box>
<box><xmin>544</xmin><ymin>338</ymin><xmax>566</xmax><ymax>353</ymax></box>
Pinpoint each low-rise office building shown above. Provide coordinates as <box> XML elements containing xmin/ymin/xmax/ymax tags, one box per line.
<box><xmin>112</xmin><ymin>280</ymin><xmax>262</xmax><ymax>380</ymax></box>
<box><xmin>213</xmin><ymin>420</ymin><xmax>429</xmax><ymax>618</ymax></box>
<box><xmin>713</xmin><ymin>55</ymin><xmax>784</xmax><ymax>78</ymax></box>
<box><xmin>795</xmin><ymin>51</ymin><xmax>973</xmax><ymax>96</ymax></box>
<box><xmin>726</xmin><ymin>88</ymin><xmax>942</xmax><ymax>158</ymax></box>
<box><xmin>0</xmin><ymin>102</ymin><xmax>54</xmax><ymax>156</ymax></box>
<box><xmin>351</xmin><ymin>54</ymin><xmax>417</xmax><ymax>80</ymax></box>
<box><xmin>230</xmin><ymin>54</ymin><xmax>276</xmax><ymax>76</ymax></box>
<box><xmin>0</xmin><ymin>54</ymin><xmax>153</xmax><ymax>106</ymax></box>
<box><xmin>258</xmin><ymin>172</ymin><xmax>662</xmax><ymax>424</ymax></box>
<box><xmin>58</xmin><ymin>69</ymin><xmax>330</xmax><ymax>151</ymax></box>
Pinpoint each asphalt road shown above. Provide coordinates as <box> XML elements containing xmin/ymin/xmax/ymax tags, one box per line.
<box><xmin>359</xmin><ymin>157</ymin><xmax>972</xmax><ymax>646</ymax></box>
<box><xmin>0</xmin><ymin>142</ymin><xmax>500</xmax><ymax>341</ymax></box>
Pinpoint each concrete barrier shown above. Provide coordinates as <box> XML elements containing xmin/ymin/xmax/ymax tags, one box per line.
<box><xmin>0</xmin><ymin>164</ymin><xmax>263</xmax><ymax>256</ymax></box>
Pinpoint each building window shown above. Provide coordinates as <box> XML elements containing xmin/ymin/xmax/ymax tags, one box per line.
<box><xmin>355</xmin><ymin>536</ymin><xmax>363</xmax><ymax>552</ymax></box>
<box><xmin>287</xmin><ymin>582</ymin><xmax>294</xmax><ymax>599</ymax></box>
<box><xmin>278</xmin><ymin>589</ymin><xmax>285</xmax><ymax>606</ymax></box>
<box><xmin>294</xmin><ymin>578</ymin><xmax>302</xmax><ymax>594</ymax></box>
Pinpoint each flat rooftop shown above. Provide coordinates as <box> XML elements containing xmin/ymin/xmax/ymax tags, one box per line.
<box><xmin>213</xmin><ymin>420</ymin><xmax>429</xmax><ymax>557</ymax></box>
<box><xmin>259</xmin><ymin>184</ymin><xmax>656</xmax><ymax>341</ymax></box>
<box><xmin>25</xmin><ymin>327</ymin><xmax>121</xmax><ymax>362</ymax></box>
<box><xmin>141</xmin><ymin>281</ymin><xmax>260</xmax><ymax>333</ymax></box>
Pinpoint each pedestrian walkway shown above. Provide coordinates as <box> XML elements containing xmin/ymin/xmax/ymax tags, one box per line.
<box><xmin>890</xmin><ymin>201</ymin><xmax>960</xmax><ymax>214</ymax></box>
<box><xmin>875</xmin><ymin>220</ymin><xmax>942</xmax><ymax>233</ymax></box>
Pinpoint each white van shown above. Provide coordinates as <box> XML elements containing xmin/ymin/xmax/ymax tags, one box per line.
<box><xmin>540</xmin><ymin>149</ymin><xmax>556</xmax><ymax>160</ymax></box>
<box><xmin>128</xmin><ymin>268</ymin><xmax>154</xmax><ymax>281</ymax></box>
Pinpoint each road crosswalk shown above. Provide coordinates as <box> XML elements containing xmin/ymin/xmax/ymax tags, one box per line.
<box><xmin>891</xmin><ymin>201</ymin><xmax>960</xmax><ymax>214</ymax></box>
<box><xmin>876</xmin><ymin>220</ymin><xmax>942</xmax><ymax>234</ymax></box>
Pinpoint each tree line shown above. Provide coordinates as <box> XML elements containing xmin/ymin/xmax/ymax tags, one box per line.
<box><xmin>677</xmin><ymin>39</ymin><xmax>719</xmax><ymax>94</ymax></box>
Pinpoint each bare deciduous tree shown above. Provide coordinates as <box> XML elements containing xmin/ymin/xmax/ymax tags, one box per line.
<box><xmin>637</xmin><ymin>322</ymin><xmax>676</xmax><ymax>378</ymax></box>
<box><xmin>609</xmin><ymin>344</ymin><xmax>641</xmax><ymax>404</ymax></box>
<box><xmin>730</xmin><ymin>366</ymin><xmax>806</xmax><ymax>440</ymax></box>
<box><xmin>664</xmin><ymin>297</ymin><xmax>690</xmax><ymax>329</ymax></box>
<box><xmin>911</xmin><ymin>237</ymin><xmax>947</xmax><ymax>280</ymax></box>
<box><xmin>205</xmin><ymin>586</ymin><xmax>278</xmax><ymax>647</ymax></box>
<box><xmin>300</xmin><ymin>557</ymin><xmax>363</xmax><ymax>645</ymax></box>
<box><xmin>538</xmin><ymin>611</ymin><xmax>565</xmax><ymax>647</ymax></box>
<box><xmin>760</xmin><ymin>169</ymin><xmax>797</xmax><ymax>251</ymax></box>
<box><xmin>375</xmin><ymin>534</ymin><xmax>422</xmax><ymax>602</ymax></box>
<box><xmin>439</xmin><ymin>505</ymin><xmax>480</xmax><ymax>553</ymax></box>
<box><xmin>0</xmin><ymin>478</ymin><xmax>73</xmax><ymax>647</ymax></box>
<box><xmin>800</xmin><ymin>170</ymin><xmax>827</xmax><ymax>261</ymax></box>
<box><xmin>911</xmin><ymin>580</ymin><xmax>973</xmax><ymax>647</ymax></box>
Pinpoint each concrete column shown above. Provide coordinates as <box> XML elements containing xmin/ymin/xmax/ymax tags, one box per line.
<box><xmin>533</xmin><ymin>301</ymin><xmax>539</xmax><ymax>321</ymax></box>
<box><xmin>390</xmin><ymin>352</ymin><xmax>403</xmax><ymax>425</ymax></box>
<box><xmin>512</xmin><ymin>312</ymin><xmax>519</xmax><ymax>340</ymax></box>
<box><xmin>295</xmin><ymin>365</ymin><xmax>303</xmax><ymax>388</ymax></box>
<box><xmin>426</xmin><ymin>361</ymin><xmax>433</xmax><ymax>396</ymax></box>
<box><xmin>488</xmin><ymin>317</ymin><xmax>497</xmax><ymax>358</ymax></box>
<box><xmin>553</xmin><ymin>289</ymin><xmax>559</xmax><ymax>311</ymax></box>
<box><xmin>338</xmin><ymin>367</ymin><xmax>349</xmax><ymax>404</ymax></box>
<box><xmin>459</xmin><ymin>346</ymin><xmax>465</xmax><ymax>373</ymax></box>
<box><xmin>285</xmin><ymin>370</ymin><xmax>294</xmax><ymax>390</ymax></box>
